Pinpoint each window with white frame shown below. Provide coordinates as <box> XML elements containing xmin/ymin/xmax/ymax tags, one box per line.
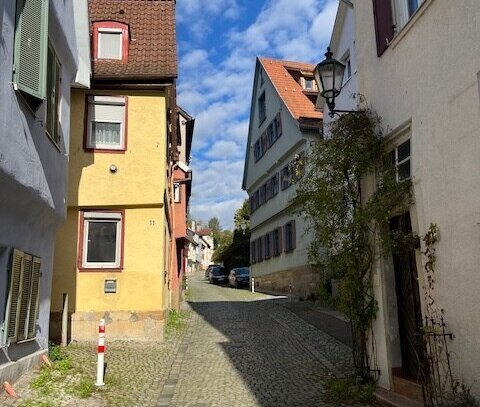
<box><xmin>98</xmin><ymin>28</ymin><xmax>123</xmax><ymax>60</ymax></box>
<box><xmin>82</xmin><ymin>212</ymin><xmax>123</xmax><ymax>269</ymax></box>
<box><xmin>174</xmin><ymin>183</ymin><xmax>181</xmax><ymax>203</ymax></box>
<box><xmin>391</xmin><ymin>139</ymin><xmax>411</xmax><ymax>181</ymax></box>
<box><xmin>87</xmin><ymin>96</ymin><xmax>126</xmax><ymax>150</ymax></box>
<box><xmin>391</xmin><ymin>0</ymin><xmax>419</xmax><ymax>33</ymax></box>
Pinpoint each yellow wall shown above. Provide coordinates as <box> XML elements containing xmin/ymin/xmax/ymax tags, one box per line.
<box><xmin>68</xmin><ymin>89</ymin><xmax>167</xmax><ymax>207</ymax></box>
<box><xmin>52</xmin><ymin>89</ymin><xmax>169</xmax><ymax>315</ymax></box>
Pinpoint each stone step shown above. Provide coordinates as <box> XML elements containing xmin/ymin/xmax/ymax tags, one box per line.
<box><xmin>393</xmin><ymin>375</ymin><xmax>423</xmax><ymax>402</ymax></box>
<box><xmin>375</xmin><ymin>388</ymin><xmax>424</xmax><ymax>407</ymax></box>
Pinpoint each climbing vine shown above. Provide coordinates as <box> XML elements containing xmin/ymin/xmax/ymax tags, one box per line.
<box><xmin>291</xmin><ymin>105</ymin><xmax>412</xmax><ymax>380</ymax></box>
<box><xmin>419</xmin><ymin>224</ymin><xmax>478</xmax><ymax>407</ymax></box>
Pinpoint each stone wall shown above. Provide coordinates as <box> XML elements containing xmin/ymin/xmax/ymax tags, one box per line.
<box><xmin>253</xmin><ymin>266</ymin><xmax>320</xmax><ymax>299</ymax></box>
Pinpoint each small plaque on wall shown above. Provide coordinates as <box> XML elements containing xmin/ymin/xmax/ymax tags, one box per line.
<box><xmin>104</xmin><ymin>279</ymin><xmax>117</xmax><ymax>293</ymax></box>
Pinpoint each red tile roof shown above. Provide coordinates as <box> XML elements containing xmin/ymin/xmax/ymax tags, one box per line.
<box><xmin>259</xmin><ymin>57</ymin><xmax>322</xmax><ymax>120</ymax></box>
<box><xmin>197</xmin><ymin>228</ymin><xmax>212</xmax><ymax>236</ymax></box>
<box><xmin>88</xmin><ymin>0</ymin><xmax>177</xmax><ymax>80</ymax></box>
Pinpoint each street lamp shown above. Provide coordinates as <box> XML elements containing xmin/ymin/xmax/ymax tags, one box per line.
<box><xmin>314</xmin><ymin>47</ymin><xmax>362</xmax><ymax>118</ymax></box>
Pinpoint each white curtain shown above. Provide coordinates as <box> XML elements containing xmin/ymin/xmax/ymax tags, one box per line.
<box><xmin>92</xmin><ymin>122</ymin><xmax>121</xmax><ymax>146</ymax></box>
<box><xmin>392</xmin><ymin>0</ymin><xmax>409</xmax><ymax>32</ymax></box>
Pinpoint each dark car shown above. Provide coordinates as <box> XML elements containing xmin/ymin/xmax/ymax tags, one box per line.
<box><xmin>228</xmin><ymin>267</ymin><xmax>250</xmax><ymax>288</ymax></box>
<box><xmin>209</xmin><ymin>266</ymin><xmax>228</xmax><ymax>284</ymax></box>
<box><xmin>205</xmin><ymin>264</ymin><xmax>220</xmax><ymax>279</ymax></box>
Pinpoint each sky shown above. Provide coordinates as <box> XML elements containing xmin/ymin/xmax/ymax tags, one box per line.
<box><xmin>176</xmin><ymin>0</ymin><xmax>338</xmax><ymax>230</ymax></box>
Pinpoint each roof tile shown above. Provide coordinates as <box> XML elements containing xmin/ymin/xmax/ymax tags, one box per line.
<box><xmin>88</xmin><ymin>0</ymin><xmax>177</xmax><ymax>80</ymax></box>
<box><xmin>259</xmin><ymin>57</ymin><xmax>322</xmax><ymax>120</ymax></box>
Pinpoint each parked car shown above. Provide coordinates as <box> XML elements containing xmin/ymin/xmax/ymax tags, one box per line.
<box><xmin>205</xmin><ymin>264</ymin><xmax>220</xmax><ymax>280</ymax></box>
<box><xmin>228</xmin><ymin>267</ymin><xmax>250</xmax><ymax>288</ymax></box>
<box><xmin>209</xmin><ymin>266</ymin><xmax>228</xmax><ymax>284</ymax></box>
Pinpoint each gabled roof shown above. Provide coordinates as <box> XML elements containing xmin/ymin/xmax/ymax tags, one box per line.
<box><xmin>258</xmin><ymin>57</ymin><xmax>322</xmax><ymax>121</ymax></box>
<box><xmin>197</xmin><ymin>228</ymin><xmax>212</xmax><ymax>236</ymax></box>
<box><xmin>242</xmin><ymin>57</ymin><xmax>322</xmax><ymax>190</ymax></box>
<box><xmin>88</xmin><ymin>0</ymin><xmax>177</xmax><ymax>81</ymax></box>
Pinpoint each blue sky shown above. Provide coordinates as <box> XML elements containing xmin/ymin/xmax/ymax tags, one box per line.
<box><xmin>176</xmin><ymin>0</ymin><xmax>338</xmax><ymax>229</ymax></box>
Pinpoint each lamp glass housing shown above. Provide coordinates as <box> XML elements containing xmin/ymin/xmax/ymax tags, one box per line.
<box><xmin>314</xmin><ymin>50</ymin><xmax>346</xmax><ymax>101</ymax></box>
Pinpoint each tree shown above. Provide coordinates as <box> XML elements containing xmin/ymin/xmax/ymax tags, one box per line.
<box><xmin>211</xmin><ymin>201</ymin><xmax>251</xmax><ymax>271</ymax></box>
<box><xmin>292</xmin><ymin>108</ymin><xmax>411</xmax><ymax>380</ymax></box>
<box><xmin>234</xmin><ymin>199</ymin><xmax>250</xmax><ymax>231</ymax></box>
<box><xmin>208</xmin><ymin>217</ymin><xmax>222</xmax><ymax>246</ymax></box>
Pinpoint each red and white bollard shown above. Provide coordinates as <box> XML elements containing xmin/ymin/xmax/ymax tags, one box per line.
<box><xmin>95</xmin><ymin>319</ymin><xmax>106</xmax><ymax>387</ymax></box>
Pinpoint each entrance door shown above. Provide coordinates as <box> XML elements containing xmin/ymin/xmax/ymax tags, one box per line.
<box><xmin>389</xmin><ymin>212</ymin><xmax>423</xmax><ymax>378</ymax></box>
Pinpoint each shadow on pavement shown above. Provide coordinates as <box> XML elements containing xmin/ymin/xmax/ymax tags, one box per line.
<box><xmin>186</xmin><ymin>282</ymin><xmax>356</xmax><ymax>407</ymax></box>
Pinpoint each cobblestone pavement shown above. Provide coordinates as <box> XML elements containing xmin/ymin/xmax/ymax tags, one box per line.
<box><xmin>1</xmin><ymin>272</ymin><xmax>359</xmax><ymax>407</ymax></box>
<box><xmin>165</xmin><ymin>272</ymin><xmax>355</xmax><ymax>407</ymax></box>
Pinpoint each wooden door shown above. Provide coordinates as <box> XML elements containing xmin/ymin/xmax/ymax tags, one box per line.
<box><xmin>390</xmin><ymin>212</ymin><xmax>423</xmax><ymax>378</ymax></box>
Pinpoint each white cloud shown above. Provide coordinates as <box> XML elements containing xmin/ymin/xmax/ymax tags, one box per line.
<box><xmin>178</xmin><ymin>0</ymin><xmax>337</xmax><ymax>228</ymax></box>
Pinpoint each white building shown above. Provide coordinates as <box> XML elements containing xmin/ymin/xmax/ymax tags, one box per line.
<box><xmin>242</xmin><ymin>57</ymin><xmax>322</xmax><ymax>298</ymax></box>
<box><xmin>327</xmin><ymin>0</ymin><xmax>480</xmax><ymax>401</ymax></box>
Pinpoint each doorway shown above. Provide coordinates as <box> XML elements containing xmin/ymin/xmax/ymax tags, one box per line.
<box><xmin>389</xmin><ymin>212</ymin><xmax>423</xmax><ymax>379</ymax></box>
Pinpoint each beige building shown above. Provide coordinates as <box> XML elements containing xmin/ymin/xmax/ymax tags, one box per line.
<box><xmin>242</xmin><ymin>58</ymin><xmax>322</xmax><ymax>298</ymax></box>
<box><xmin>345</xmin><ymin>0</ymin><xmax>480</xmax><ymax>400</ymax></box>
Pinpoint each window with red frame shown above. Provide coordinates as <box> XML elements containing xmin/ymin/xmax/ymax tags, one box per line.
<box><xmin>93</xmin><ymin>22</ymin><xmax>129</xmax><ymax>62</ymax></box>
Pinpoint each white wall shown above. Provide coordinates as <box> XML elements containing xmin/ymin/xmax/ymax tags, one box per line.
<box><xmin>356</xmin><ymin>0</ymin><xmax>480</xmax><ymax>393</ymax></box>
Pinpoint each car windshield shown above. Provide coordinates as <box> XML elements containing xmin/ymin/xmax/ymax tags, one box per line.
<box><xmin>235</xmin><ymin>268</ymin><xmax>249</xmax><ymax>276</ymax></box>
<box><xmin>212</xmin><ymin>267</ymin><xmax>226</xmax><ymax>276</ymax></box>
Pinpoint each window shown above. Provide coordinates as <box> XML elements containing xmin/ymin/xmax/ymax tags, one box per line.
<box><xmin>391</xmin><ymin>0</ymin><xmax>419</xmax><ymax>33</ymax></box>
<box><xmin>86</xmin><ymin>96</ymin><xmax>127</xmax><ymax>151</ymax></box>
<box><xmin>256</xmin><ymin>239</ymin><xmax>263</xmax><ymax>262</ymax></box>
<box><xmin>259</xmin><ymin>184</ymin><xmax>267</xmax><ymax>205</ymax></box>
<box><xmin>271</xmin><ymin>173</ymin><xmax>279</xmax><ymax>197</ymax></box>
<box><xmin>258</xmin><ymin>92</ymin><xmax>266</xmax><ymax>124</ymax></box>
<box><xmin>264</xmin><ymin>233</ymin><xmax>272</xmax><ymax>259</ymax></box>
<box><xmin>81</xmin><ymin>211</ymin><xmax>124</xmax><ymax>270</ymax></box>
<box><xmin>274</xmin><ymin>113</ymin><xmax>282</xmax><ymax>139</ymax></box>
<box><xmin>45</xmin><ymin>44</ymin><xmax>61</xmax><ymax>145</ymax></box>
<box><xmin>6</xmin><ymin>249</ymin><xmax>41</xmax><ymax>343</ymax></box>
<box><xmin>281</xmin><ymin>164</ymin><xmax>293</xmax><ymax>190</ymax></box>
<box><xmin>267</xmin><ymin>123</ymin><xmax>276</xmax><ymax>147</ymax></box>
<box><xmin>254</xmin><ymin>140</ymin><xmax>261</xmax><ymax>162</ymax></box>
<box><xmin>304</xmin><ymin>77</ymin><xmax>315</xmax><ymax>91</ymax></box>
<box><xmin>284</xmin><ymin>221</ymin><xmax>296</xmax><ymax>252</ymax></box>
<box><xmin>174</xmin><ymin>183</ymin><xmax>181</xmax><ymax>203</ymax></box>
<box><xmin>391</xmin><ymin>139</ymin><xmax>411</xmax><ymax>181</ymax></box>
<box><xmin>98</xmin><ymin>29</ymin><xmax>122</xmax><ymax>60</ymax></box>
<box><xmin>13</xmin><ymin>0</ymin><xmax>49</xmax><ymax>100</ymax></box>
<box><xmin>93</xmin><ymin>22</ymin><xmax>129</xmax><ymax>62</ymax></box>
<box><xmin>372</xmin><ymin>0</ymin><xmax>420</xmax><ymax>56</ymax></box>
<box><xmin>250</xmin><ymin>242</ymin><xmax>256</xmax><ymax>263</ymax></box>
<box><xmin>273</xmin><ymin>227</ymin><xmax>282</xmax><ymax>256</ymax></box>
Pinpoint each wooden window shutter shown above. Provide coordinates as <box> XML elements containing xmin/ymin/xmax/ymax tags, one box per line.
<box><xmin>7</xmin><ymin>249</ymin><xmax>24</xmax><ymax>343</ymax></box>
<box><xmin>291</xmin><ymin>220</ymin><xmax>297</xmax><ymax>250</ymax></box>
<box><xmin>372</xmin><ymin>0</ymin><xmax>394</xmax><ymax>57</ymax></box>
<box><xmin>17</xmin><ymin>254</ymin><xmax>32</xmax><ymax>341</ymax></box>
<box><xmin>27</xmin><ymin>257</ymin><xmax>41</xmax><ymax>339</ymax></box>
<box><xmin>277</xmin><ymin>227</ymin><xmax>283</xmax><ymax>253</ymax></box>
<box><xmin>13</xmin><ymin>0</ymin><xmax>49</xmax><ymax>99</ymax></box>
<box><xmin>276</xmin><ymin>113</ymin><xmax>282</xmax><ymax>137</ymax></box>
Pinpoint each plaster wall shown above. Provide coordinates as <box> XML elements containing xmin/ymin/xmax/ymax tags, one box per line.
<box><xmin>355</xmin><ymin>0</ymin><xmax>480</xmax><ymax>393</ymax></box>
<box><xmin>67</xmin><ymin>90</ymin><xmax>167</xmax><ymax>207</ymax></box>
<box><xmin>246</xmin><ymin>63</ymin><xmax>317</xmax><ymax>290</ymax></box>
<box><xmin>323</xmin><ymin>4</ymin><xmax>358</xmax><ymax>129</ymax></box>
<box><xmin>0</xmin><ymin>0</ymin><xmax>81</xmax><ymax>363</ymax></box>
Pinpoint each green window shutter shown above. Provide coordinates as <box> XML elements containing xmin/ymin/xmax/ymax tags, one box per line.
<box><xmin>13</xmin><ymin>0</ymin><xmax>49</xmax><ymax>100</ymax></box>
<box><xmin>27</xmin><ymin>257</ymin><xmax>41</xmax><ymax>339</ymax></box>
<box><xmin>7</xmin><ymin>250</ymin><xmax>25</xmax><ymax>343</ymax></box>
<box><xmin>17</xmin><ymin>254</ymin><xmax>33</xmax><ymax>341</ymax></box>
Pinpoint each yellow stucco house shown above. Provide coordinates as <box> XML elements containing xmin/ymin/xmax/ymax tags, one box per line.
<box><xmin>50</xmin><ymin>0</ymin><xmax>178</xmax><ymax>341</ymax></box>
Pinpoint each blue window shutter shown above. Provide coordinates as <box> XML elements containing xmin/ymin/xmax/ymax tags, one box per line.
<box><xmin>13</xmin><ymin>0</ymin><xmax>49</xmax><ymax>99</ymax></box>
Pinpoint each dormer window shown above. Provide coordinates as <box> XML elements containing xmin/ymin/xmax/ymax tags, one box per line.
<box><xmin>93</xmin><ymin>22</ymin><xmax>129</xmax><ymax>62</ymax></box>
<box><xmin>301</xmin><ymin>76</ymin><xmax>317</xmax><ymax>91</ymax></box>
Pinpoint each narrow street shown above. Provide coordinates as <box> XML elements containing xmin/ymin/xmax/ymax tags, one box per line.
<box><xmin>162</xmin><ymin>272</ymin><xmax>355</xmax><ymax>407</ymax></box>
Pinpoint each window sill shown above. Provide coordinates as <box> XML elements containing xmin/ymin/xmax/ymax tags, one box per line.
<box><xmin>389</xmin><ymin>0</ymin><xmax>435</xmax><ymax>51</ymax></box>
<box><xmin>83</xmin><ymin>147</ymin><xmax>126</xmax><ymax>154</ymax></box>
<box><xmin>79</xmin><ymin>267</ymin><xmax>123</xmax><ymax>272</ymax></box>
